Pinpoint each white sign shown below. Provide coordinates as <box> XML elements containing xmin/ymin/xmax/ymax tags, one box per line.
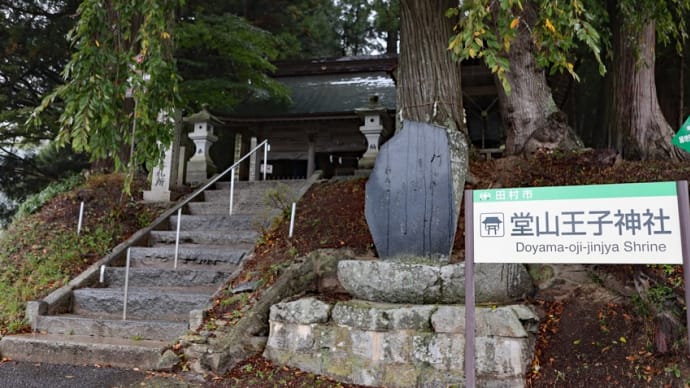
<box><xmin>260</xmin><ymin>164</ymin><xmax>273</xmax><ymax>174</ymax></box>
<box><xmin>472</xmin><ymin>182</ymin><xmax>683</xmax><ymax>264</ymax></box>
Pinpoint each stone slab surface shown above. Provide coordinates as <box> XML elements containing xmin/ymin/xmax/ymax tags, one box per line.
<box><xmin>129</xmin><ymin>246</ymin><xmax>245</xmax><ymax>270</ymax></box>
<box><xmin>331</xmin><ymin>301</ymin><xmax>436</xmax><ymax>331</ymax></box>
<box><xmin>34</xmin><ymin>314</ymin><xmax>187</xmax><ymax>341</ymax></box>
<box><xmin>150</xmin><ymin>230</ymin><xmax>259</xmax><ymax>246</ymax></box>
<box><xmin>169</xmin><ymin>214</ymin><xmax>260</xmax><ymax>231</ymax></box>
<box><xmin>265</xmin><ymin>299</ymin><xmax>536</xmax><ymax>388</ymax></box>
<box><xmin>104</xmin><ymin>267</ymin><xmax>230</xmax><ymax>288</ymax></box>
<box><xmin>338</xmin><ymin>260</ymin><xmax>534</xmax><ymax>304</ymax></box>
<box><xmin>269</xmin><ymin>297</ymin><xmax>333</xmax><ymax>324</ymax></box>
<box><xmin>365</xmin><ymin>120</ymin><xmax>467</xmax><ymax>259</ymax></box>
<box><xmin>72</xmin><ymin>288</ymin><xmax>211</xmax><ymax>321</ymax></box>
<box><xmin>0</xmin><ymin>333</ymin><xmax>166</xmax><ymax>370</ymax></box>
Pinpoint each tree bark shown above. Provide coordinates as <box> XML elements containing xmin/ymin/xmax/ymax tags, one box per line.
<box><xmin>605</xmin><ymin>7</ymin><xmax>685</xmax><ymax>160</ymax></box>
<box><xmin>398</xmin><ymin>0</ymin><xmax>465</xmax><ymax>133</ymax></box>
<box><xmin>495</xmin><ymin>2</ymin><xmax>583</xmax><ymax>155</ymax></box>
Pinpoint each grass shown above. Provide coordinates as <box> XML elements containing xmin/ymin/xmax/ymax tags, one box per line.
<box><xmin>0</xmin><ymin>173</ymin><xmax>162</xmax><ymax>335</ymax></box>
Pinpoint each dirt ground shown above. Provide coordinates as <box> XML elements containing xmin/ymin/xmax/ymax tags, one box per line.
<box><xmin>213</xmin><ymin>150</ymin><xmax>690</xmax><ymax>387</ymax></box>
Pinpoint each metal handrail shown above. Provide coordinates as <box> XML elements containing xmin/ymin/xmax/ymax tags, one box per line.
<box><xmin>172</xmin><ymin>139</ymin><xmax>269</xmax><ymax>268</ymax></box>
<box><xmin>123</xmin><ymin>139</ymin><xmax>269</xmax><ymax>320</ymax></box>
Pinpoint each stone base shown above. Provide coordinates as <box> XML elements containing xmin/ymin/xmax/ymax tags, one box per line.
<box><xmin>337</xmin><ymin>260</ymin><xmax>534</xmax><ymax>304</ymax></box>
<box><xmin>143</xmin><ymin>190</ymin><xmax>172</xmax><ymax>202</ymax></box>
<box><xmin>357</xmin><ymin>156</ymin><xmax>376</xmax><ymax>170</ymax></box>
<box><xmin>264</xmin><ymin>297</ymin><xmax>538</xmax><ymax>388</ymax></box>
<box><xmin>186</xmin><ymin>159</ymin><xmax>216</xmax><ymax>186</ymax></box>
<box><xmin>354</xmin><ymin>169</ymin><xmax>372</xmax><ymax>178</ymax></box>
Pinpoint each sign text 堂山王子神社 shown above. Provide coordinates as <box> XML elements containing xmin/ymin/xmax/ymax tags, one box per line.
<box><xmin>472</xmin><ymin>181</ymin><xmax>683</xmax><ymax>264</ymax></box>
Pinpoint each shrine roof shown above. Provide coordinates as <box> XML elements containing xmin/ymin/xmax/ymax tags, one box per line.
<box><xmin>223</xmin><ymin>71</ymin><xmax>396</xmax><ymax>119</ymax></box>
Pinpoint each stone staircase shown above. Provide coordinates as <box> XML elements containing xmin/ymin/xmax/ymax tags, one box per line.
<box><xmin>0</xmin><ymin>179</ymin><xmax>309</xmax><ymax>370</ymax></box>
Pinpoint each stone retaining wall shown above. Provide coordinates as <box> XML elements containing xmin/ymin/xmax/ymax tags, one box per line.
<box><xmin>264</xmin><ymin>297</ymin><xmax>538</xmax><ymax>387</ymax></box>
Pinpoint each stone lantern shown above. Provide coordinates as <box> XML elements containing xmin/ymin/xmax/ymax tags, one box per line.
<box><xmin>184</xmin><ymin>106</ymin><xmax>220</xmax><ymax>185</ymax></box>
<box><xmin>355</xmin><ymin>100</ymin><xmax>386</xmax><ymax>170</ymax></box>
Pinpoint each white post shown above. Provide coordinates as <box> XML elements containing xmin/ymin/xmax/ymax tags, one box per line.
<box><xmin>123</xmin><ymin>248</ymin><xmax>131</xmax><ymax>321</ymax></box>
<box><xmin>99</xmin><ymin>265</ymin><xmax>106</xmax><ymax>283</ymax></box>
<box><xmin>174</xmin><ymin>208</ymin><xmax>182</xmax><ymax>269</ymax></box>
<box><xmin>77</xmin><ymin>202</ymin><xmax>85</xmax><ymax>235</ymax></box>
<box><xmin>263</xmin><ymin>142</ymin><xmax>269</xmax><ymax>181</ymax></box>
<box><xmin>229</xmin><ymin>168</ymin><xmax>235</xmax><ymax>216</ymax></box>
<box><xmin>289</xmin><ymin>202</ymin><xmax>296</xmax><ymax>238</ymax></box>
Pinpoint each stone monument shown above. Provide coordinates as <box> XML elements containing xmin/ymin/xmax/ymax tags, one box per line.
<box><xmin>365</xmin><ymin>121</ymin><xmax>466</xmax><ymax>258</ymax></box>
<box><xmin>264</xmin><ymin>120</ymin><xmax>536</xmax><ymax>387</ymax></box>
<box><xmin>143</xmin><ymin>111</ymin><xmax>182</xmax><ymax>202</ymax></box>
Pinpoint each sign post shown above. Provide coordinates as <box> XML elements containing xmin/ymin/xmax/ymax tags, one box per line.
<box><xmin>464</xmin><ymin>181</ymin><xmax>690</xmax><ymax>387</ymax></box>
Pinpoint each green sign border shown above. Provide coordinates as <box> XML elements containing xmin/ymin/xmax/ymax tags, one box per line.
<box><xmin>473</xmin><ymin>181</ymin><xmax>677</xmax><ymax>202</ymax></box>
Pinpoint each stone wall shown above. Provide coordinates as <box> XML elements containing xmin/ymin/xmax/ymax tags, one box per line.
<box><xmin>264</xmin><ymin>297</ymin><xmax>538</xmax><ymax>387</ymax></box>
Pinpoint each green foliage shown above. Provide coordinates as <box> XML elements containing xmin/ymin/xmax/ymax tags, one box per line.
<box><xmin>338</xmin><ymin>0</ymin><xmax>376</xmax><ymax>56</ymax></box>
<box><xmin>0</xmin><ymin>173</ymin><xmax>163</xmax><ymax>334</ymax></box>
<box><xmin>0</xmin><ymin>221</ymin><xmax>113</xmax><ymax>333</ymax></box>
<box><xmin>664</xmin><ymin>363</ymin><xmax>682</xmax><ymax>379</ymax></box>
<box><xmin>264</xmin><ymin>183</ymin><xmax>297</xmax><ymax>219</ymax></box>
<box><xmin>618</xmin><ymin>0</ymin><xmax>690</xmax><ymax>53</ymax></box>
<box><xmin>14</xmin><ymin>174</ymin><xmax>84</xmax><ymax>221</ymax></box>
<box><xmin>448</xmin><ymin>0</ymin><xmax>607</xmax><ymax>93</ymax></box>
<box><xmin>372</xmin><ymin>0</ymin><xmax>400</xmax><ymax>53</ymax></box>
<box><xmin>175</xmin><ymin>11</ymin><xmax>288</xmax><ymax>112</ymax></box>
<box><xmin>218</xmin><ymin>0</ymin><xmax>395</xmax><ymax>59</ymax></box>
<box><xmin>28</xmin><ymin>0</ymin><xmax>182</xmax><ymax>187</ymax></box>
<box><xmin>0</xmin><ymin>143</ymin><xmax>89</xmax><ymax>223</ymax></box>
<box><xmin>0</xmin><ymin>0</ymin><xmax>80</xmax><ymax>148</ymax></box>
<box><xmin>213</xmin><ymin>0</ymin><xmax>342</xmax><ymax>59</ymax></box>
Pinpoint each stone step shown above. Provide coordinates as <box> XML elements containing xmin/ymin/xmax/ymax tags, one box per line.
<box><xmin>129</xmin><ymin>245</ymin><xmax>246</xmax><ymax>271</ymax></box>
<box><xmin>213</xmin><ymin>180</ymin><xmax>305</xmax><ymax>191</ymax></box>
<box><xmin>34</xmin><ymin>314</ymin><xmax>187</xmax><ymax>341</ymax></box>
<box><xmin>186</xmin><ymin>201</ymin><xmax>280</xmax><ymax>217</ymax></box>
<box><xmin>102</xmin><ymin>267</ymin><xmax>231</xmax><ymax>288</ymax></box>
<box><xmin>150</xmin><ymin>230</ymin><xmax>259</xmax><ymax>246</ymax></box>
<box><xmin>202</xmin><ymin>189</ymin><xmax>284</xmax><ymax>204</ymax></box>
<box><xmin>72</xmin><ymin>288</ymin><xmax>212</xmax><ymax>321</ymax></box>
<box><xmin>0</xmin><ymin>333</ymin><xmax>167</xmax><ymax>370</ymax></box>
<box><xmin>169</xmin><ymin>214</ymin><xmax>267</xmax><ymax>231</ymax></box>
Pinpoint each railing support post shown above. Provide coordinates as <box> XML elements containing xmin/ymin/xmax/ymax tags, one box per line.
<box><xmin>77</xmin><ymin>201</ymin><xmax>85</xmax><ymax>235</ymax></box>
<box><xmin>263</xmin><ymin>142</ymin><xmax>269</xmax><ymax>181</ymax></box>
<box><xmin>174</xmin><ymin>208</ymin><xmax>182</xmax><ymax>269</ymax></box>
<box><xmin>229</xmin><ymin>168</ymin><xmax>235</xmax><ymax>216</ymax></box>
<box><xmin>122</xmin><ymin>248</ymin><xmax>131</xmax><ymax>321</ymax></box>
<box><xmin>289</xmin><ymin>202</ymin><xmax>297</xmax><ymax>238</ymax></box>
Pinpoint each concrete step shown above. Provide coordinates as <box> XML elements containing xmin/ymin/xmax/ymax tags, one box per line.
<box><xmin>150</xmin><ymin>230</ymin><xmax>259</xmax><ymax>246</ymax></box>
<box><xmin>102</xmin><ymin>267</ymin><xmax>231</xmax><ymax>288</ymax></box>
<box><xmin>129</xmin><ymin>245</ymin><xmax>246</xmax><ymax>271</ymax></box>
<box><xmin>34</xmin><ymin>314</ymin><xmax>187</xmax><ymax>341</ymax></box>
<box><xmin>0</xmin><ymin>333</ymin><xmax>167</xmax><ymax>370</ymax></box>
<box><xmin>72</xmin><ymin>288</ymin><xmax>212</xmax><ymax>321</ymax></box>
<box><xmin>169</xmin><ymin>214</ymin><xmax>267</xmax><ymax>231</ymax></box>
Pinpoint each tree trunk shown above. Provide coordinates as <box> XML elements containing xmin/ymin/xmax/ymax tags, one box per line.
<box><xmin>385</xmin><ymin>29</ymin><xmax>398</xmax><ymax>55</ymax></box>
<box><xmin>606</xmin><ymin>7</ymin><xmax>684</xmax><ymax>160</ymax></box>
<box><xmin>496</xmin><ymin>2</ymin><xmax>583</xmax><ymax>155</ymax></box>
<box><xmin>398</xmin><ymin>0</ymin><xmax>465</xmax><ymax>133</ymax></box>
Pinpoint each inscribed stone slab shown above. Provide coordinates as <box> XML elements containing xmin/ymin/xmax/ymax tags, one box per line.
<box><xmin>365</xmin><ymin>120</ymin><xmax>465</xmax><ymax>259</ymax></box>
